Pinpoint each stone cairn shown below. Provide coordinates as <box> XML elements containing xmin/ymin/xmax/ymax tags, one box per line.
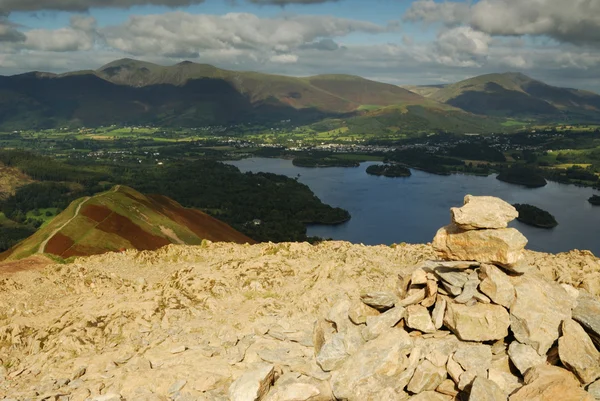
<box><xmin>229</xmin><ymin>195</ymin><xmax>600</xmax><ymax>401</ymax></box>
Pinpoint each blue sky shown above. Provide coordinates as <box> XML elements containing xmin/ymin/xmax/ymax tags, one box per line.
<box><xmin>0</xmin><ymin>0</ymin><xmax>599</xmax><ymax>91</ymax></box>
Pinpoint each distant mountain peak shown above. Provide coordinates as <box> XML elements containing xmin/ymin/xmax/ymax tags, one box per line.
<box><xmin>97</xmin><ymin>58</ymin><xmax>158</xmax><ymax>72</ymax></box>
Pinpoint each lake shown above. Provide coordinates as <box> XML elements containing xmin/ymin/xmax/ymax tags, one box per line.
<box><xmin>228</xmin><ymin>158</ymin><xmax>600</xmax><ymax>255</ymax></box>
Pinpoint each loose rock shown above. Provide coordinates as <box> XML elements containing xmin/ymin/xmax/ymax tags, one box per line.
<box><xmin>444</xmin><ymin>302</ymin><xmax>510</xmax><ymax>342</ymax></box>
<box><xmin>406</xmin><ymin>359</ymin><xmax>447</xmax><ymax>394</ymax></box>
<box><xmin>558</xmin><ymin>319</ymin><xmax>600</xmax><ymax>385</ymax></box>
<box><xmin>509</xmin><ymin>365</ymin><xmax>594</xmax><ymax>401</ymax></box>
<box><xmin>348</xmin><ymin>300</ymin><xmax>379</xmax><ymax>325</ymax></box>
<box><xmin>469</xmin><ymin>376</ymin><xmax>508</xmax><ymax>401</ymax></box>
<box><xmin>362</xmin><ymin>306</ymin><xmax>406</xmax><ymax>341</ymax></box>
<box><xmin>433</xmin><ymin>225</ymin><xmax>527</xmax><ymax>268</ymax></box>
<box><xmin>451</xmin><ymin>195</ymin><xmax>518</xmax><ymax>230</ymax></box>
<box><xmin>229</xmin><ymin>363</ymin><xmax>275</xmax><ymax>401</ymax></box>
<box><xmin>316</xmin><ymin>334</ymin><xmax>348</xmax><ymax>372</ymax></box>
<box><xmin>360</xmin><ymin>292</ymin><xmax>397</xmax><ymax>311</ymax></box>
<box><xmin>507</xmin><ymin>341</ymin><xmax>546</xmax><ymax>377</ymax></box>
<box><xmin>453</xmin><ymin>344</ymin><xmax>492</xmax><ymax>374</ymax></box>
<box><xmin>510</xmin><ymin>275</ymin><xmax>574</xmax><ymax>355</ymax></box>
<box><xmin>406</xmin><ymin>305</ymin><xmax>436</xmax><ymax>334</ymax></box>
<box><xmin>330</xmin><ymin>328</ymin><xmax>413</xmax><ymax>401</ymax></box>
<box><xmin>573</xmin><ymin>292</ymin><xmax>600</xmax><ymax>349</ymax></box>
<box><xmin>479</xmin><ymin>264</ymin><xmax>515</xmax><ymax>308</ymax></box>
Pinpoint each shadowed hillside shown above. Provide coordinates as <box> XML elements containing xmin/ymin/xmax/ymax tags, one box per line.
<box><xmin>0</xmin><ymin>185</ymin><xmax>254</xmax><ymax>261</ymax></box>
<box><xmin>406</xmin><ymin>72</ymin><xmax>600</xmax><ymax>120</ymax></box>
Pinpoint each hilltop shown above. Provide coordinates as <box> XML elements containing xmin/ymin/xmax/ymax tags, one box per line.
<box><xmin>1</xmin><ymin>196</ymin><xmax>599</xmax><ymax>400</ymax></box>
<box><xmin>0</xmin><ymin>59</ymin><xmax>432</xmax><ymax>130</ymax></box>
<box><xmin>0</xmin><ymin>185</ymin><xmax>254</xmax><ymax>261</ymax></box>
<box><xmin>1</xmin><ymin>60</ymin><xmax>588</xmax><ymax>133</ymax></box>
<box><xmin>405</xmin><ymin>72</ymin><xmax>600</xmax><ymax>120</ymax></box>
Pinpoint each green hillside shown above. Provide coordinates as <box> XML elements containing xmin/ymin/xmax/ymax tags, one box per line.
<box><xmin>1</xmin><ymin>185</ymin><xmax>255</xmax><ymax>261</ymax></box>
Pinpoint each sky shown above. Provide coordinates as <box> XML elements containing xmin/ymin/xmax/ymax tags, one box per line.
<box><xmin>0</xmin><ymin>0</ymin><xmax>599</xmax><ymax>91</ymax></box>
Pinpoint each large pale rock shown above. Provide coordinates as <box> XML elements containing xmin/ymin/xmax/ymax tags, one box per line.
<box><xmin>330</xmin><ymin>328</ymin><xmax>413</xmax><ymax>401</ymax></box>
<box><xmin>510</xmin><ymin>275</ymin><xmax>575</xmax><ymax>355</ymax></box>
<box><xmin>398</xmin><ymin>288</ymin><xmax>426</xmax><ymax>307</ymax></box>
<box><xmin>479</xmin><ymin>264</ymin><xmax>515</xmax><ymax>308</ymax></box>
<box><xmin>469</xmin><ymin>376</ymin><xmax>508</xmax><ymax>401</ymax></box>
<box><xmin>362</xmin><ymin>307</ymin><xmax>406</xmax><ymax>341</ymax></box>
<box><xmin>326</xmin><ymin>298</ymin><xmax>353</xmax><ymax>332</ymax></box>
<box><xmin>488</xmin><ymin>369</ymin><xmax>522</xmax><ymax>395</ymax></box>
<box><xmin>453</xmin><ymin>344</ymin><xmax>492</xmax><ymax>374</ymax></box>
<box><xmin>587</xmin><ymin>379</ymin><xmax>600</xmax><ymax>400</ymax></box>
<box><xmin>436</xmin><ymin>379</ymin><xmax>459</xmax><ymax>397</ymax></box>
<box><xmin>507</xmin><ymin>342</ymin><xmax>546</xmax><ymax>377</ymax></box>
<box><xmin>558</xmin><ymin>319</ymin><xmax>600</xmax><ymax>385</ymax></box>
<box><xmin>360</xmin><ymin>292</ymin><xmax>397</xmax><ymax>311</ymax></box>
<box><xmin>509</xmin><ymin>365</ymin><xmax>594</xmax><ymax>401</ymax></box>
<box><xmin>451</xmin><ymin>195</ymin><xmax>518</xmax><ymax>230</ymax></box>
<box><xmin>573</xmin><ymin>293</ymin><xmax>600</xmax><ymax>349</ymax></box>
<box><xmin>348</xmin><ymin>300</ymin><xmax>379</xmax><ymax>325</ymax></box>
<box><xmin>229</xmin><ymin>364</ymin><xmax>275</xmax><ymax>401</ymax></box>
<box><xmin>444</xmin><ymin>302</ymin><xmax>510</xmax><ymax>342</ymax></box>
<box><xmin>432</xmin><ymin>224</ymin><xmax>527</xmax><ymax>267</ymax></box>
<box><xmin>406</xmin><ymin>305</ymin><xmax>436</xmax><ymax>334</ymax></box>
<box><xmin>406</xmin><ymin>359</ymin><xmax>447</xmax><ymax>394</ymax></box>
<box><xmin>316</xmin><ymin>334</ymin><xmax>348</xmax><ymax>372</ymax></box>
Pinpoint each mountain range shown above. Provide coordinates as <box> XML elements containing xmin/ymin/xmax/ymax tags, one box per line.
<box><xmin>0</xmin><ymin>59</ymin><xmax>598</xmax><ymax>131</ymax></box>
<box><xmin>1</xmin><ymin>185</ymin><xmax>254</xmax><ymax>261</ymax></box>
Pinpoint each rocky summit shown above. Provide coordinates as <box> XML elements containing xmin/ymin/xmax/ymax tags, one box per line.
<box><xmin>1</xmin><ymin>195</ymin><xmax>600</xmax><ymax>400</ymax></box>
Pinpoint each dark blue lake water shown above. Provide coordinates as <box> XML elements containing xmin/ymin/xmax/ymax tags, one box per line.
<box><xmin>228</xmin><ymin>158</ymin><xmax>600</xmax><ymax>255</ymax></box>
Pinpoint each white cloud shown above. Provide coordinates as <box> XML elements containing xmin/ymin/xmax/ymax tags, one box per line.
<box><xmin>270</xmin><ymin>53</ymin><xmax>298</xmax><ymax>63</ymax></box>
<box><xmin>101</xmin><ymin>11</ymin><xmax>388</xmax><ymax>65</ymax></box>
<box><xmin>405</xmin><ymin>0</ymin><xmax>600</xmax><ymax>46</ymax></box>
<box><xmin>22</xmin><ymin>15</ymin><xmax>98</xmax><ymax>52</ymax></box>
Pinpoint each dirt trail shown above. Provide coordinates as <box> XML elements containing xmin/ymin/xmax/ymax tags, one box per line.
<box><xmin>37</xmin><ymin>196</ymin><xmax>90</xmax><ymax>254</ymax></box>
<box><xmin>37</xmin><ymin>186</ymin><xmax>121</xmax><ymax>255</ymax></box>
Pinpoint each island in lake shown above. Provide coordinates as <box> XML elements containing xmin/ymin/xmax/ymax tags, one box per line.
<box><xmin>589</xmin><ymin>195</ymin><xmax>600</xmax><ymax>205</ymax></box>
<box><xmin>514</xmin><ymin>203</ymin><xmax>558</xmax><ymax>228</ymax></box>
<box><xmin>366</xmin><ymin>164</ymin><xmax>412</xmax><ymax>177</ymax></box>
<box><xmin>497</xmin><ymin>165</ymin><xmax>547</xmax><ymax>188</ymax></box>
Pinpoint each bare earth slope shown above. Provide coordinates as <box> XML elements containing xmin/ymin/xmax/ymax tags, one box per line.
<box><xmin>0</xmin><ymin>239</ymin><xmax>599</xmax><ymax>399</ymax></box>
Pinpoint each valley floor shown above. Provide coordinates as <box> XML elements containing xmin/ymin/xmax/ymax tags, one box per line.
<box><xmin>0</xmin><ymin>242</ymin><xmax>599</xmax><ymax>400</ymax></box>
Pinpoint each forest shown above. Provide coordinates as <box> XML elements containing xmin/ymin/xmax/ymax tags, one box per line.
<box><xmin>0</xmin><ymin>150</ymin><xmax>351</xmax><ymax>250</ymax></box>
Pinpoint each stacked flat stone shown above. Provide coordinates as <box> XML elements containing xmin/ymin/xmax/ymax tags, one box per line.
<box><xmin>229</xmin><ymin>196</ymin><xmax>600</xmax><ymax>401</ymax></box>
<box><xmin>305</xmin><ymin>196</ymin><xmax>600</xmax><ymax>401</ymax></box>
<box><xmin>432</xmin><ymin>195</ymin><xmax>527</xmax><ymax>269</ymax></box>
